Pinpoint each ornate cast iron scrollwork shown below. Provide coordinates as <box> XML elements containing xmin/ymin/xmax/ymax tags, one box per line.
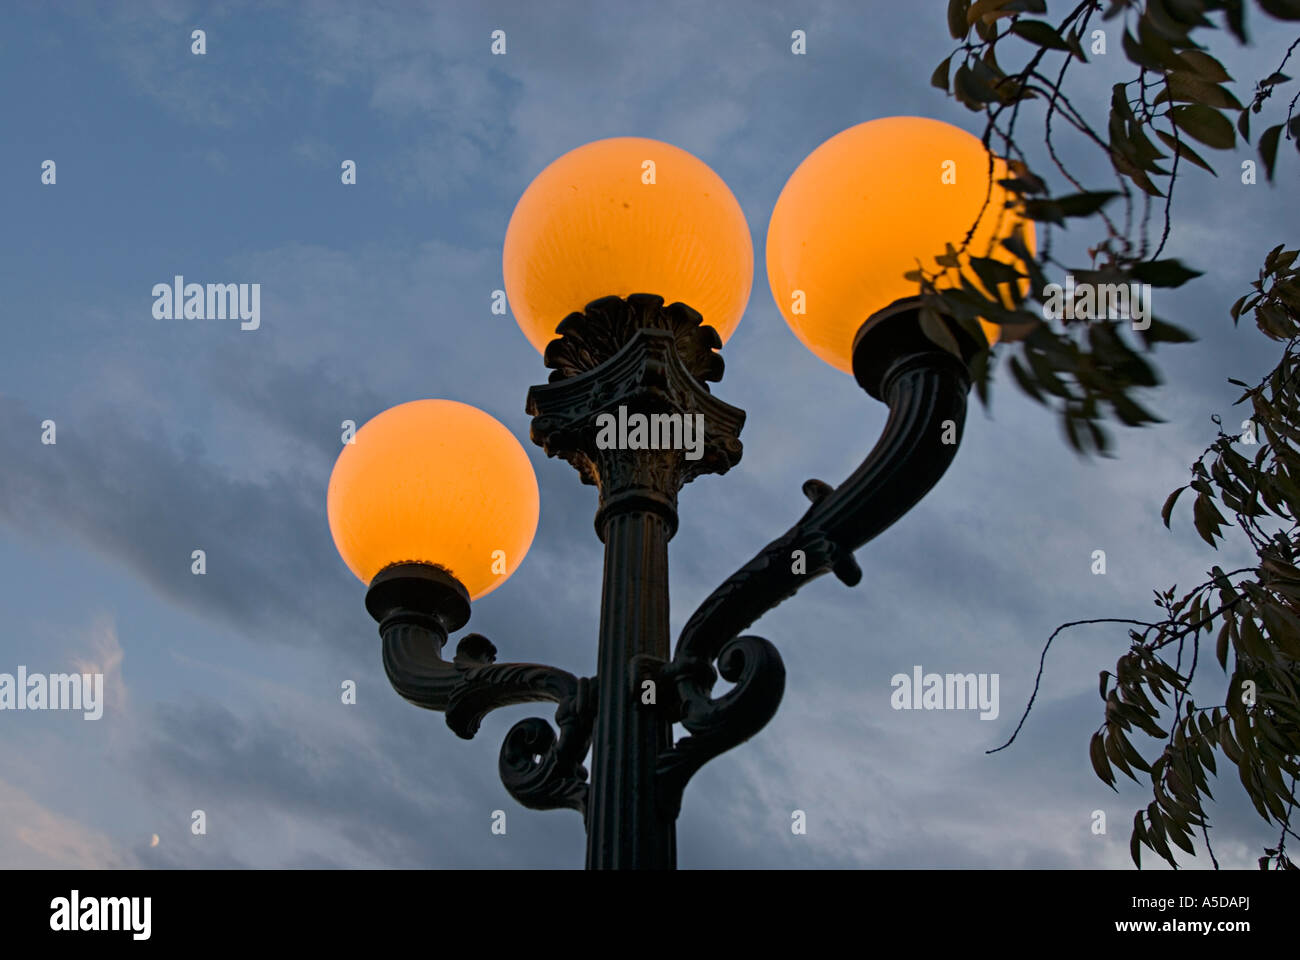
<box><xmin>498</xmin><ymin>676</ymin><xmax>597</xmax><ymax>816</ymax></box>
<box><xmin>369</xmin><ymin>294</ymin><xmax>980</xmax><ymax>865</ymax></box>
<box><xmin>656</xmin><ymin>300</ymin><xmax>978</xmax><ymax>817</ymax></box>
<box><xmin>367</xmin><ymin>562</ymin><xmax>595</xmax><ymax>814</ymax></box>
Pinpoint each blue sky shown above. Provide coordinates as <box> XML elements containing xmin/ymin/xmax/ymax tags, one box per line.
<box><xmin>0</xmin><ymin>0</ymin><xmax>1297</xmax><ymax>869</ymax></box>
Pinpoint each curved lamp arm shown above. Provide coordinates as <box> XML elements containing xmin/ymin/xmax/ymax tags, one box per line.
<box><xmin>368</xmin><ymin>563</ymin><xmax>596</xmax><ymax>815</ymax></box>
<box><xmin>657</xmin><ymin>301</ymin><xmax>976</xmax><ymax>815</ymax></box>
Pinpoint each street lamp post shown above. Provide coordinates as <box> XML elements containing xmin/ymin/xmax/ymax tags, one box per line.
<box><xmin>327</xmin><ymin>117</ymin><xmax>1033</xmax><ymax>869</ymax></box>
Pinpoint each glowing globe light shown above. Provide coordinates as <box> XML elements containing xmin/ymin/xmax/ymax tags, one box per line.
<box><xmin>765</xmin><ymin>116</ymin><xmax>1035</xmax><ymax>373</ymax></box>
<box><xmin>503</xmin><ymin>136</ymin><xmax>754</xmax><ymax>355</ymax></box>
<box><xmin>327</xmin><ymin>400</ymin><xmax>539</xmax><ymax>600</ymax></box>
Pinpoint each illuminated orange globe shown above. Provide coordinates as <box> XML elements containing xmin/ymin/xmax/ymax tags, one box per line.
<box><xmin>327</xmin><ymin>400</ymin><xmax>539</xmax><ymax>600</ymax></box>
<box><xmin>503</xmin><ymin>136</ymin><xmax>753</xmax><ymax>354</ymax></box>
<box><xmin>766</xmin><ymin>116</ymin><xmax>1035</xmax><ymax>373</ymax></box>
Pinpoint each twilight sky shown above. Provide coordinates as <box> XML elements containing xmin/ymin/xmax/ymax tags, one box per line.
<box><xmin>1</xmin><ymin>1</ymin><xmax>1297</xmax><ymax>869</ymax></box>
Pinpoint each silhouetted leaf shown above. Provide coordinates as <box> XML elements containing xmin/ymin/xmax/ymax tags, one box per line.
<box><xmin>931</xmin><ymin>55</ymin><xmax>953</xmax><ymax>92</ymax></box>
<box><xmin>947</xmin><ymin>0</ymin><xmax>970</xmax><ymax>38</ymax></box>
<box><xmin>1011</xmin><ymin>19</ymin><xmax>1071</xmax><ymax>49</ymax></box>
<box><xmin>1177</xmin><ymin>50</ymin><xmax>1232</xmax><ymax>82</ymax></box>
<box><xmin>1260</xmin><ymin>124</ymin><xmax>1283</xmax><ymax>181</ymax></box>
<box><xmin>919</xmin><ymin>306</ymin><xmax>962</xmax><ymax>358</ymax></box>
<box><xmin>1021</xmin><ymin>199</ymin><xmax>1064</xmax><ymax>225</ymax></box>
<box><xmin>967</xmin><ymin>0</ymin><xmax>1030</xmax><ymax>23</ymax></box>
<box><xmin>1257</xmin><ymin>0</ymin><xmax>1300</xmax><ymax>21</ymax></box>
<box><xmin>1008</xmin><ymin>355</ymin><xmax>1045</xmax><ymax>404</ymax></box>
<box><xmin>1122</xmin><ymin>29</ymin><xmax>1165</xmax><ymax>70</ymax></box>
<box><xmin>1131</xmin><ymin>811</ymin><xmax>1146</xmax><ymax>869</ymax></box>
<box><xmin>1023</xmin><ymin>192</ymin><xmax>1121</xmax><ymax>225</ymax></box>
<box><xmin>1193</xmin><ymin>492</ymin><xmax>1224</xmax><ymax>547</ymax></box>
<box><xmin>1161</xmin><ymin>486</ymin><xmax>1186</xmax><ymax>528</ymax></box>
<box><xmin>1105</xmin><ymin>727</ymin><xmax>1138</xmax><ymax>781</ymax></box>
<box><xmin>1065</xmin><ymin>27</ymin><xmax>1089</xmax><ymax>62</ymax></box>
<box><xmin>1111</xmin><ymin>392</ymin><xmax>1162</xmax><ymax>427</ymax></box>
<box><xmin>1137</xmin><ymin>13</ymin><xmax>1187</xmax><ymax>67</ymax></box>
<box><xmin>1139</xmin><ymin>318</ymin><xmax>1197</xmax><ymax>347</ymax></box>
<box><xmin>955</xmin><ymin>61</ymin><xmax>998</xmax><ymax>103</ymax></box>
<box><xmin>1113</xmin><ymin>150</ymin><xmax>1165</xmax><ymax>196</ymax></box>
<box><xmin>1130</xmin><ymin>259</ymin><xmax>1204</xmax><ymax>287</ymax></box>
<box><xmin>1171</xmin><ymin>104</ymin><xmax>1235</xmax><ymax>149</ymax></box>
<box><xmin>1058</xmin><ymin>190</ymin><xmax>1122</xmax><ymax>217</ymax></box>
<box><xmin>1158</xmin><ymin>74</ymin><xmax>1243</xmax><ymax>111</ymax></box>
<box><xmin>1154</xmin><ymin>129</ymin><xmax>1216</xmax><ymax>175</ymax></box>
<box><xmin>968</xmin><ymin>256</ymin><xmax>1023</xmax><ymax>294</ymax></box>
<box><xmin>935</xmin><ymin>242</ymin><xmax>961</xmax><ymax>269</ymax></box>
<box><xmin>1145</xmin><ymin>804</ymin><xmax>1175</xmax><ymax>865</ymax></box>
<box><xmin>1091</xmin><ymin>730</ymin><xmax>1117</xmax><ymax>788</ymax></box>
<box><xmin>1167</xmin><ymin>819</ymin><xmax>1197</xmax><ymax>856</ymax></box>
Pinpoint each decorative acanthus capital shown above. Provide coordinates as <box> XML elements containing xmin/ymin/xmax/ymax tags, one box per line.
<box><xmin>525</xmin><ymin>296</ymin><xmax>745</xmax><ymax>536</ymax></box>
<box><xmin>542</xmin><ymin>293</ymin><xmax>725</xmax><ymax>383</ymax></box>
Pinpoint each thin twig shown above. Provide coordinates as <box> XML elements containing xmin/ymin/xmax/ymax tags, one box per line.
<box><xmin>987</xmin><ymin>618</ymin><xmax>1154</xmax><ymax>753</ymax></box>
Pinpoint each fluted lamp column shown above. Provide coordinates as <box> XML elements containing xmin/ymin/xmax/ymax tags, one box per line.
<box><xmin>504</xmin><ymin>137</ymin><xmax>754</xmax><ymax>869</ymax></box>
